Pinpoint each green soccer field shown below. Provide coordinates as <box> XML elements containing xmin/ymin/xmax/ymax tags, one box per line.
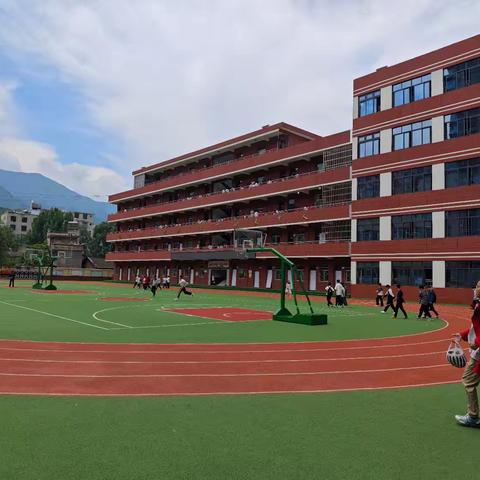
<box><xmin>0</xmin><ymin>280</ymin><xmax>442</xmax><ymax>343</ymax></box>
<box><xmin>0</xmin><ymin>280</ymin><xmax>474</xmax><ymax>480</ymax></box>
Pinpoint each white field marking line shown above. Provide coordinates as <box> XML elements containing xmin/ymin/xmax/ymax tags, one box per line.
<box><xmin>0</xmin><ymin>380</ymin><xmax>460</xmax><ymax>396</ymax></box>
<box><xmin>0</xmin><ymin>350</ymin><xmax>447</xmax><ymax>365</ymax></box>
<box><xmin>0</xmin><ymin>336</ymin><xmax>454</xmax><ymax>354</ymax></box>
<box><xmin>0</xmin><ymin>300</ymin><xmax>109</xmax><ymax>331</ymax></box>
<box><xmin>0</xmin><ymin>363</ymin><xmax>451</xmax><ymax>378</ymax></box>
<box><xmin>0</xmin><ymin>304</ymin><xmax>453</xmax><ymax>346</ymax></box>
<box><xmin>108</xmin><ymin>321</ymin><xmax>224</xmax><ymax>330</ymax></box>
<box><xmin>92</xmin><ymin>306</ymin><xmax>134</xmax><ymax>328</ymax></box>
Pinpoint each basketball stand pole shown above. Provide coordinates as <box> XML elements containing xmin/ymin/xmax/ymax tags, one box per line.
<box><xmin>246</xmin><ymin>247</ymin><xmax>327</xmax><ymax>326</ymax></box>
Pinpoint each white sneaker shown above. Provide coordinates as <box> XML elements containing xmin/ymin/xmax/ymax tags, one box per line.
<box><xmin>380</xmin><ymin>311</ymin><xmax>386</xmax><ymax>314</ymax></box>
<box><xmin>174</xmin><ymin>298</ymin><xmax>178</xmax><ymax>301</ymax></box>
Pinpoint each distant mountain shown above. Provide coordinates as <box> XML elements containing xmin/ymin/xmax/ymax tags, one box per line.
<box><xmin>0</xmin><ymin>169</ymin><xmax>115</xmax><ymax>223</ymax></box>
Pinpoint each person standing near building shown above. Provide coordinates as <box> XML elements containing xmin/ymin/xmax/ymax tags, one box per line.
<box><xmin>151</xmin><ymin>277</ymin><xmax>161</xmax><ymax>297</ymax></box>
<box><xmin>166</xmin><ymin>275</ymin><xmax>171</xmax><ymax>289</ymax></box>
<box><xmin>8</xmin><ymin>270</ymin><xmax>15</xmax><ymax>288</ymax></box>
<box><xmin>418</xmin><ymin>285</ymin><xmax>432</xmax><ymax>319</ymax></box>
<box><xmin>393</xmin><ymin>284</ymin><xmax>408</xmax><ymax>319</ymax></box>
<box><xmin>375</xmin><ymin>284</ymin><xmax>384</xmax><ymax>306</ymax></box>
<box><xmin>341</xmin><ymin>282</ymin><xmax>348</xmax><ymax>306</ymax></box>
<box><xmin>175</xmin><ymin>276</ymin><xmax>193</xmax><ymax>300</ymax></box>
<box><xmin>381</xmin><ymin>285</ymin><xmax>395</xmax><ymax>313</ymax></box>
<box><xmin>334</xmin><ymin>280</ymin><xmax>345</xmax><ymax>307</ymax></box>
<box><xmin>452</xmin><ymin>303</ymin><xmax>480</xmax><ymax>428</ymax></box>
<box><xmin>428</xmin><ymin>287</ymin><xmax>440</xmax><ymax>319</ymax></box>
<box><xmin>325</xmin><ymin>282</ymin><xmax>334</xmax><ymax>307</ymax></box>
<box><xmin>285</xmin><ymin>280</ymin><xmax>293</xmax><ymax>299</ymax></box>
<box><xmin>133</xmin><ymin>275</ymin><xmax>141</xmax><ymax>289</ymax></box>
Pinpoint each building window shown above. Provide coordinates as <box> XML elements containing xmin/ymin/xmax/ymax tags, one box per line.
<box><xmin>358</xmin><ymin>90</ymin><xmax>380</xmax><ymax>117</ymax></box>
<box><xmin>445</xmin><ymin>158</ymin><xmax>480</xmax><ymax>188</ymax></box>
<box><xmin>357</xmin><ymin>175</ymin><xmax>380</xmax><ymax>199</ymax></box>
<box><xmin>274</xmin><ymin>269</ymin><xmax>282</xmax><ymax>281</ymax></box>
<box><xmin>357</xmin><ymin>262</ymin><xmax>379</xmax><ymax>284</ymax></box>
<box><xmin>270</xmin><ymin>234</ymin><xmax>281</xmax><ymax>244</ymax></box>
<box><xmin>238</xmin><ymin>268</ymin><xmax>246</xmax><ymax>278</ymax></box>
<box><xmin>446</xmin><ymin>208</ymin><xmax>480</xmax><ymax>237</ymax></box>
<box><xmin>357</xmin><ymin>218</ymin><xmax>380</xmax><ymax>241</ymax></box>
<box><xmin>358</xmin><ymin>133</ymin><xmax>380</xmax><ymax>158</ymax></box>
<box><xmin>444</xmin><ymin>57</ymin><xmax>480</xmax><ymax>92</ymax></box>
<box><xmin>21</xmin><ymin>225</ymin><xmax>27</xmax><ymax>232</ymax></box>
<box><xmin>10</xmin><ymin>215</ymin><xmax>16</xmax><ymax>222</ymax></box>
<box><xmin>9</xmin><ymin>224</ymin><xmax>15</xmax><ymax>230</ymax></box>
<box><xmin>446</xmin><ymin>261</ymin><xmax>480</xmax><ymax>288</ymax></box>
<box><xmin>319</xmin><ymin>268</ymin><xmax>329</xmax><ymax>281</ymax></box>
<box><xmin>392</xmin><ymin>262</ymin><xmax>432</xmax><ymax>286</ymax></box>
<box><xmin>21</xmin><ymin>217</ymin><xmax>28</xmax><ymax>223</ymax></box>
<box><xmin>392</xmin><ymin>166</ymin><xmax>432</xmax><ymax>195</ymax></box>
<box><xmin>287</xmin><ymin>199</ymin><xmax>296</xmax><ymax>211</ymax></box>
<box><xmin>288</xmin><ymin>233</ymin><xmax>305</xmax><ymax>243</ymax></box>
<box><xmin>392</xmin><ymin>120</ymin><xmax>431</xmax><ymax>150</ymax></box>
<box><xmin>444</xmin><ymin>107</ymin><xmax>480</xmax><ymax>139</ymax></box>
<box><xmin>391</xmin><ymin>213</ymin><xmax>432</xmax><ymax>240</ymax></box>
<box><xmin>393</xmin><ymin>74</ymin><xmax>431</xmax><ymax>107</ymax></box>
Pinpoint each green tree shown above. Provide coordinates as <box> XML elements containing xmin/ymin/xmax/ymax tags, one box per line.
<box><xmin>27</xmin><ymin>209</ymin><xmax>74</xmax><ymax>244</ymax></box>
<box><xmin>0</xmin><ymin>221</ymin><xmax>17</xmax><ymax>266</ymax></box>
<box><xmin>86</xmin><ymin>222</ymin><xmax>115</xmax><ymax>257</ymax></box>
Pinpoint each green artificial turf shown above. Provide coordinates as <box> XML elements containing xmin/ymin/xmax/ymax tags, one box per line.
<box><xmin>0</xmin><ymin>281</ymin><xmax>442</xmax><ymax>343</ymax></box>
<box><xmin>0</xmin><ymin>385</ymin><xmax>476</xmax><ymax>480</ymax></box>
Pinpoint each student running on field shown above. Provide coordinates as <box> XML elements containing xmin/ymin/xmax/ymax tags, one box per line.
<box><xmin>325</xmin><ymin>282</ymin><xmax>334</xmax><ymax>307</ymax></box>
<box><xmin>175</xmin><ymin>276</ymin><xmax>193</xmax><ymax>300</ymax></box>
<box><xmin>452</xmin><ymin>303</ymin><xmax>480</xmax><ymax>428</ymax></box>
<box><xmin>334</xmin><ymin>280</ymin><xmax>345</xmax><ymax>307</ymax></box>
<box><xmin>417</xmin><ymin>285</ymin><xmax>432</xmax><ymax>319</ymax></box>
<box><xmin>151</xmin><ymin>277</ymin><xmax>161</xmax><ymax>297</ymax></box>
<box><xmin>381</xmin><ymin>285</ymin><xmax>395</xmax><ymax>313</ymax></box>
<box><xmin>393</xmin><ymin>284</ymin><xmax>408</xmax><ymax>319</ymax></box>
<box><xmin>133</xmin><ymin>275</ymin><xmax>141</xmax><ymax>288</ymax></box>
<box><xmin>375</xmin><ymin>283</ymin><xmax>384</xmax><ymax>306</ymax></box>
<box><xmin>341</xmin><ymin>282</ymin><xmax>348</xmax><ymax>306</ymax></box>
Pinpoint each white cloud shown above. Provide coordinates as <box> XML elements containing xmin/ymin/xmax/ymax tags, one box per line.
<box><xmin>0</xmin><ymin>0</ymin><xmax>479</xmax><ymax>176</ymax></box>
<box><xmin>0</xmin><ymin>82</ymin><xmax>129</xmax><ymax>198</ymax></box>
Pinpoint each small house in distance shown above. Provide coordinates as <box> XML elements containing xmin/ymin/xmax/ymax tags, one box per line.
<box><xmin>47</xmin><ymin>221</ymin><xmax>84</xmax><ymax>268</ymax></box>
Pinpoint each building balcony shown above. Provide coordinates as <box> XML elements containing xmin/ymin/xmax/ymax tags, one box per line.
<box><xmin>108</xmin><ymin>167</ymin><xmax>351</xmax><ymax>223</ymax></box>
<box><xmin>352</xmin><ymin>184</ymin><xmax>480</xmax><ymax>218</ymax></box>
<box><xmin>108</xmin><ymin>132</ymin><xmax>350</xmax><ymax>204</ymax></box>
<box><xmin>106</xmin><ymin>239</ymin><xmax>351</xmax><ymax>263</ymax></box>
<box><xmin>351</xmin><ymin>236</ymin><xmax>480</xmax><ymax>261</ymax></box>
<box><xmin>106</xmin><ymin>203</ymin><xmax>351</xmax><ymax>242</ymax></box>
<box><xmin>352</xmin><ymin>133</ymin><xmax>480</xmax><ymax>178</ymax></box>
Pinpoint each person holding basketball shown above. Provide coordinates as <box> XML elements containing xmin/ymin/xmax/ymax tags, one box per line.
<box><xmin>452</xmin><ymin>303</ymin><xmax>480</xmax><ymax>428</ymax></box>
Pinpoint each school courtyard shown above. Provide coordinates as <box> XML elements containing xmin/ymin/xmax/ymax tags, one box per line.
<box><xmin>0</xmin><ymin>280</ymin><xmax>476</xmax><ymax>479</ymax></box>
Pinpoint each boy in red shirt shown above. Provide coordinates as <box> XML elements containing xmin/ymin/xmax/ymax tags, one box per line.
<box><xmin>453</xmin><ymin>304</ymin><xmax>480</xmax><ymax>428</ymax></box>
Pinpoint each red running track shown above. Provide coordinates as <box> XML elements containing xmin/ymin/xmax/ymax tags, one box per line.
<box><xmin>0</xmin><ymin>302</ymin><xmax>471</xmax><ymax>396</ymax></box>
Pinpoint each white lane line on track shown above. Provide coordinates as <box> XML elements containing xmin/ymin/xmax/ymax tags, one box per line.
<box><xmin>0</xmin><ymin>300</ymin><xmax>109</xmax><ymax>330</ymax></box>
<box><xmin>0</xmin><ymin>337</ymin><xmax>454</xmax><ymax>354</ymax></box>
<box><xmin>0</xmin><ymin>363</ymin><xmax>451</xmax><ymax>378</ymax></box>
<box><xmin>92</xmin><ymin>307</ymin><xmax>134</xmax><ymax>328</ymax></box>
<box><xmin>0</xmin><ymin>351</ymin><xmax>447</xmax><ymax>364</ymax></box>
<box><xmin>0</xmin><ymin>379</ymin><xmax>460</xmax><ymax>396</ymax></box>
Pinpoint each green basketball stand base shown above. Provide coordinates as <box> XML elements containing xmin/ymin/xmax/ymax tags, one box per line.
<box><xmin>32</xmin><ymin>283</ymin><xmax>43</xmax><ymax>289</ymax></box>
<box><xmin>44</xmin><ymin>284</ymin><xmax>57</xmax><ymax>290</ymax></box>
<box><xmin>273</xmin><ymin>312</ymin><xmax>328</xmax><ymax>326</ymax></box>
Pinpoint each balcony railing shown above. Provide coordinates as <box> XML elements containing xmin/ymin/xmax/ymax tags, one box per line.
<box><xmin>108</xmin><ymin>167</ymin><xmax>351</xmax><ymax>222</ymax></box>
<box><xmin>107</xmin><ymin>203</ymin><xmax>351</xmax><ymax>242</ymax></box>
<box><xmin>107</xmin><ymin>238</ymin><xmax>351</xmax><ymax>261</ymax></box>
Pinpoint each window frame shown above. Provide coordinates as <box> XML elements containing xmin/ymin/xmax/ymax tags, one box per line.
<box><xmin>357</xmin><ymin>217</ymin><xmax>380</xmax><ymax>242</ymax></box>
<box><xmin>358</xmin><ymin>132</ymin><xmax>380</xmax><ymax>158</ymax></box>
<box><xmin>444</xmin><ymin>57</ymin><xmax>480</xmax><ymax>92</ymax></box>
<box><xmin>445</xmin><ymin>158</ymin><xmax>480</xmax><ymax>188</ymax></box>
<box><xmin>392</xmin><ymin>261</ymin><xmax>432</xmax><ymax>287</ymax></box>
<box><xmin>391</xmin><ymin>166</ymin><xmax>432</xmax><ymax>195</ymax></box>
<box><xmin>357</xmin><ymin>175</ymin><xmax>380</xmax><ymax>200</ymax></box>
<box><xmin>391</xmin><ymin>213</ymin><xmax>432</xmax><ymax>240</ymax></box>
<box><xmin>357</xmin><ymin>262</ymin><xmax>380</xmax><ymax>284</ymax></box>
<box><xmin>392</xmin><ymin>120</ymin><xmax>432</xmax><ymax>151</ymax></box>
<box><xmin>358</xmin><ymin>90</ymin><xmax>381</xmax><ymax>117</ymax></box>
<box><xmin>392</xmin><ymin>74</ymin><xmax>431</xmax><ymax>107</ymax></box>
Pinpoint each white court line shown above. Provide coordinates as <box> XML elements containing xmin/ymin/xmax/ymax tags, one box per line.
<box><xmin>0</xmin><ymin>379</ymin><xmax>460</xmax><ymax>396</ymax></box>
<box><xmin>92</xmin><ymin>307</ymin><xmax>134</xmax><ymax>328</ymax></box>
<box><xmin>0</xmin><ymin>336</ymin><xmax>454</xmax><ymax>354</ymax></box>
<box><xmin>0</xmin><ymin>300</ymin><xmax>109</xmax><ymax>331</ymax></box>
<box><xmin>0</xmin><ymin>350</ymin><xmax>446</xmax><ymax>364</ymax></box>
<box><xmin>0</xmin><ymin>363</ymin><xmax>450</xmax><ymax>378</ymax></box>
<box><xmin>109</xmin><ymin>321</ymin><xmax>224</xmax><ymax>330</ymax></box>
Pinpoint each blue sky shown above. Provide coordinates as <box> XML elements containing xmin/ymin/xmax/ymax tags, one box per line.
<box><xmin>0</xmin><ymin>0</ymin><xmax>478</xmax><ymax>199</ymax></box>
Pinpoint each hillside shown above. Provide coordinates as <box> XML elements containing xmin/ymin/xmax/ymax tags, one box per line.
<box><xmin>0</xmin><ymin>170</ymin><xmax>115</xmax><ymax>222</ymax></box>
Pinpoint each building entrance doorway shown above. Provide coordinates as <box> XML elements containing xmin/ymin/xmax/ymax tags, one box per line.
<box><xmin>210</xmin><ymin>269</ymin><xmax>228</xmax><ymax>286</ymax></box>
